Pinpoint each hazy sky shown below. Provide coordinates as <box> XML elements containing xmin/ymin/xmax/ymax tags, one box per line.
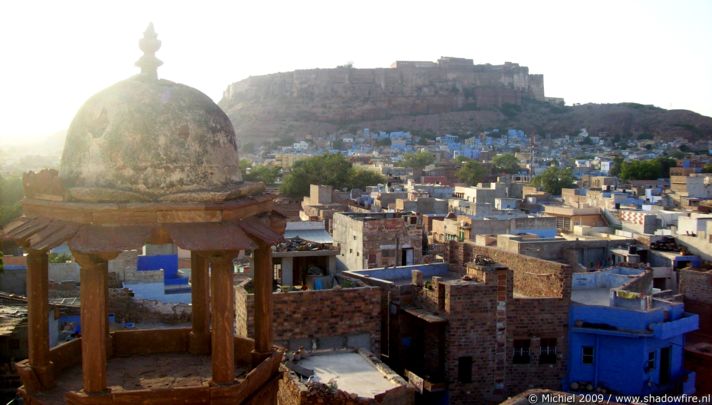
<box><xmin>1</xmin><ymin>0</ymin><xmax>711</xmax><ymax>146</ymax></box>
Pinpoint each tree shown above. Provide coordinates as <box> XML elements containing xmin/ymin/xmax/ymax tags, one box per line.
<box><xmin>492</xmin><ymin>153</ymin><xmax>521</xmax><ymax>174</ymax></box>
<box><xmin>332</xmin><ymin>139</ymin><xmax>345</xmax><ymax>150</ymax></box>
<box><xmin>48</xmin><ymin>252</ymin><xmax>73</xmax><ymax>263</ymax></box>
<box><xmin>619</xmin><ymin>157</ymin><xmax>676</xmax><ymax>180</ymax></box>
<box><xmin>279</xmin><ymin>154</ymin><xmax>389</xmax><ymax>197</ymax></box>
<box><xmin>457</xmin><ymin>161</ymin><xmax>488</xmax><ymax>186</ymax></box>
<box><xmin>0</xmin><ymin>174</ymin><xmax>23</xmax><ymax>227</ymax></box>
<box><xmin>280</xmin><ymin>154</ymin><xmax>353</xmax><ymax>197</ymax></box>
<box><xmin>349</xmin><ymin>168</ymin><xmax>386</xmax><ymax>190</ymax></box>
<box><xmin>375</xmin><ymin>138</ymin><xmax>391</xmax><ymax>147</ymax></box>
<box><xmin>609</xmin><ymin>156</ymin><xmax>624</xmax><ymax>177</ymax></box>
<box><xmin>244</xmin><ymin>165</ymin><xmax>281</xmax><ymax>185</ymax></box>
<box><xmin>531</xmin><ymin>167</ymin><xmax>575</xmax><ymax>195</ymax></box>
<box><xmin>239</xmin><ymin>159</ymin><xmax>252</xmax><ymax>175</ymax></box>
<box><xmin>401</xmin><ymin>151</ymin><xmax>435</xmax><ymax>171</ymax></box>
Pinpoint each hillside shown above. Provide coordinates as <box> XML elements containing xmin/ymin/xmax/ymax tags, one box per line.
<box><xmin>218</xmin><ymin>60</ymin><xmax>712</xmax><ymax>143</ymax></box>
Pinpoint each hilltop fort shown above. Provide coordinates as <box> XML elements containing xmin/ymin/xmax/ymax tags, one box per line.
<box><xmin>219</xmin><ymin>57</ymin><xmax>712</xmax><ymax>142</ymax></box>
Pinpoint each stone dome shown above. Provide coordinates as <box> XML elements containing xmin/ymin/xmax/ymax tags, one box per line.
<box><xmin>59</xmin><ymin>25</ymin><xmax>245</xmax><ymax>202</ymax></box>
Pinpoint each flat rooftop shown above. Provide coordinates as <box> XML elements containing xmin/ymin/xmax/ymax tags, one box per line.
<box><xmin>296</xmin><ymin>351</ymin><xmax>401</xmax><ymax>398</ymax></box>
<box><xmin>572</xmin><ymin>288</ymin><xmax>611</xmax><ymax>307</ymax></box>
<box><xmin>33</xmin><ymin>353</ymin><xmax>248</xmax><ymax>405</ymax></box>
<box><xmin>345</xmin><ymin>263</ymin><xmax>451</xmax><ymax>286</ymax></box>
<box><xmin>337</xmin><ymin>212</ymin><xmax>409</xmax><ymax>221</ymax></box>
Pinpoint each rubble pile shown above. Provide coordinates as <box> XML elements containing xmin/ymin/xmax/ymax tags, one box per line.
<box><xmin>276</xmin><ymin>237</ymin><xmax>329</xmax><ymax>252</ymax></box>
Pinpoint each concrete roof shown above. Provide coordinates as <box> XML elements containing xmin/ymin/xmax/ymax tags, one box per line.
<box><xmin>296</xmin><ymin>351</ymin><xmax>401</xmax><ymax>398</ymax></box>
<box><xmin>572</xmin><ymin>288</ymin><xmax>611</xmax><ymax>307</ymax></box>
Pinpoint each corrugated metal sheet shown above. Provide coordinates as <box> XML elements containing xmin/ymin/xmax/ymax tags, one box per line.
<box><xmin>283</xmin><ymin>229</ymin><xmax>333</xmax><ymax>244</ymax></box>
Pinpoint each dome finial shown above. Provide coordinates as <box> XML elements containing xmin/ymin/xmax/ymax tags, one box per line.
<box><xmin>135</xmin><ymin>23</ymin><xmax>163</xmax><ymax>80</ymax></box>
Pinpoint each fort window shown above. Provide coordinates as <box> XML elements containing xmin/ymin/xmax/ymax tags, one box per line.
<box><xmin>582</xmin><ymin>346</ymin><xmax>595</xmax><ymax>364</ymax></box>
<box><xmin>539</xmin><ymin>338</ymin><xmax>557</xmax><ymax>364</ymax></box>
<box><xmin>457</xmin><ymin>356</ymin><xmax>472</xmax><ymax>383</ymax></box>
<box><xmin>513</xmin><ymin>339</ymin><xmax>531</xmax><ymax>364</ymax></box>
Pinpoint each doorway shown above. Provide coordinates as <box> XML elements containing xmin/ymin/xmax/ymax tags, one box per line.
<box><xmin>659</xmin><ymin>346</ymin><xmax>671</xmax><ymax>385</ymax></box>
<box><xmin>402</xmin><ymin>248</ymin><xmax>414</xmax><ymax>266</ymax></box>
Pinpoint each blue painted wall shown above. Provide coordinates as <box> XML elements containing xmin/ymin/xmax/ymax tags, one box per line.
<box><xmin>136</xmin><ymin>254</ymin><xmax>189</xmax><ymax>287</ymax></box>
<box><xmin>567</xmin><ymin>303</ymin><xmax>698</xmax><ymax>395</ymax></box>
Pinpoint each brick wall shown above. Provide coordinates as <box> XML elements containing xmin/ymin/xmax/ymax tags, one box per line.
<box><xmin>507</xmin><ymin>298</ymin><xmax>569</xmax><ymax>394</ymax></box>
<box><xmin>236</xmin><ymin>283</ymin><xmax>381</xmax><ymax>353</ymax></box>
<box><xmin>447</xmin><ymin>240</ymin><xmax>572</xmax><ymax>299</ymax></box>
<box><xmin>679</xmin><ymin>268</ymin><xmax>712</xmax><ymax>335</ymax></box>
<box><xmin>440</xmin><ymin>279</ymin><xmax>500</xmax><ymax>403</ymax></box>
<box><xmin>438</xmin><ymin>244</ymin><xmax>571</xmax><ymax>402</ymax></box>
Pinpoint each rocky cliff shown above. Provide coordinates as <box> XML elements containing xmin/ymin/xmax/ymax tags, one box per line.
<box><xmin>219</xmin><ymin>57</ymin><xmax>712</xmax><ymax>142</ymax></box>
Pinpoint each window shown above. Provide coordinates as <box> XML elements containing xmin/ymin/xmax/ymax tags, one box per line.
<box><xmin>382</xmin><ymin>249</ymin><xmax>395</xmax><ymax>258</ymax></box>
<box><xmin>646</xmin><ymin>351</ymin><xmax>655</xmax><ymax>371</ymax></box>
<box><xmin>539</xmin><ymin>338</ymin><xmax>557</xmax><ymax>364</ymax></box>
<box><xmin>458</xmin><ymin>356</ymin><xmax>472</xmax><ymax>383</ymax></box>
<box><xmin>513</xmin><ymin>339</ymin><xmax>531</xmax><ymax>364</ymax></box>
<box><xmin>582</xmin><ymin>346</ymin><xmax>594</xmax><ymax>365</ymax></box>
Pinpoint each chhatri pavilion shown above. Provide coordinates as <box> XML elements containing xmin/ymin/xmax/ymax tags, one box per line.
<box><xmin>3</xmin><ymin>24</ymin><xmax>284</xmax><ymax>404</ymax></box>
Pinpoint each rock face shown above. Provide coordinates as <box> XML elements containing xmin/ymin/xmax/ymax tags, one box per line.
<box><xmin>61</xmin><ymin>75</ymin><xmax>243</xmax><ymax>201</ymax></box>
<box><xmin>220</xmin><ymin>57</ymin><xmax>544</xmax><ymax>140</ymax></box>
<box><xmin>219</xmin><ymin>57</ymin><xmax>712</xmax><ymax>142</ymax></box>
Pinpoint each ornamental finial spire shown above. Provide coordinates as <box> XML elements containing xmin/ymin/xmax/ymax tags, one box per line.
<box><xmin>135</xmin><ymin>23</ymin><xmax>162</xmax><ymax>80</ymax></box>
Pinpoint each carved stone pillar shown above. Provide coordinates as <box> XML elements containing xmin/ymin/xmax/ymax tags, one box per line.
<box><xmin>26</xmin><ymin>250</ymin><xmax>54</xmax><ymax>389</ymax></box>
<box><xmin>74</xmin><ymin>252</ymin><xmax>112</xmax><ymax>394</ymax></box>
<box><xmin>207</xmin><ymin>251</ymin><xmax>237</xmax><ymax>384</ymax></box>
<box><xmin>189</xmin><ymin>253</ymin><xmax>210</xmax><ymax>354</ymax></box>
<box><xmin>252</xmin><ymin>241</ymin><xmax>274</xmax><ymax>366</ymax></box>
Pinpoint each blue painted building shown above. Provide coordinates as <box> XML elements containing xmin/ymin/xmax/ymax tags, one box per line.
<box><xmin>567</xmin><ymin>267</ymin><xmax>698</xmax><ymax>396</ymax></box>
<box><xmin>136</xmin><ymin>254</ymin><xmax>190</xmax><ymax>294</ymax></box>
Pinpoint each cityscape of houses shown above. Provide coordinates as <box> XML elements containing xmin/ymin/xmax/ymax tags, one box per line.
<box><xmin>3</xmin><ymin>119</ymin><xmax>712</xmax><ymax>404</ymax></box>
<box><xmin>2</xmin><ymin>23</ymin><xmax>712</xmax><ymax>405</ymax></box>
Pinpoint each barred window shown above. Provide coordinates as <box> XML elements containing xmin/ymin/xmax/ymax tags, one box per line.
<box><xmin>582</xmin><ymin>346</ymin><xmax>594</xmax><ymax>365</ymax></box>
<box><xmin>513</xmin><ymin>339</ymin><xmax>531</xmax><ymax>364</ymax></box>
<box><xmin>539</xmin><ymin>338</ymin><xmax>557</xmax><ymax>364</ymax></box>
<box><xmin>458</xmin><ymin>356</ymin><xmax>472</xmax><ymax>383</ymax></box>
<box><xmin>646</xmin><ymin>351</ymin><xmax>655</xmax><ymax>371</ymax></box>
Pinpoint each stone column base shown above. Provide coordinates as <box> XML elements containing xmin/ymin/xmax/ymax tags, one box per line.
<box><xmin>251</xmin><ymin>350</ymin><xmax>272</xmax><ymax>368</ymax></box>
